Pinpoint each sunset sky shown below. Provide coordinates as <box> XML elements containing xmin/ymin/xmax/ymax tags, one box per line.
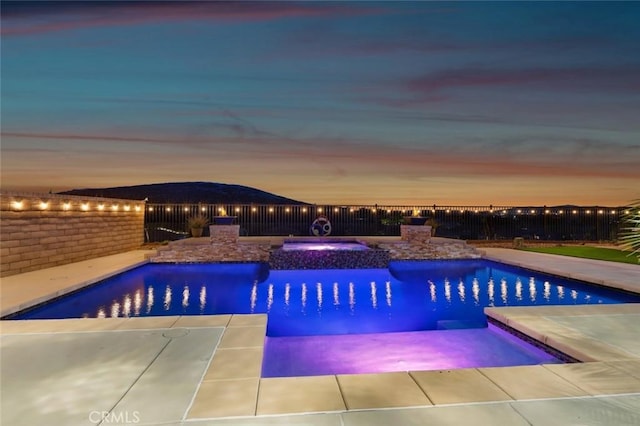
<box><xmin>1</xmin><ymin>1</ymin><xmax>639</xmax><ymax>205</ymax></box>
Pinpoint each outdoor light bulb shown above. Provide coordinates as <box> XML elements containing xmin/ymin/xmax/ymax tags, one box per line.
<box><xmin>201</xmin><ymin>207</ymin><xmax>206</xmax><ymax>212</ymax></box>
<box><xmin>166</xmin><ymin>207</ymin><xmax>171</xmax><ymax>212</ymax></box>
<box><xmin>11</xmin><ymin>200</ymin><xmax>24</xmax><ymax>210</ymax></box>
<box><xmin>371</xmin><ymin>209</ymin><xmax>377</xmax><ymax>213</ymax></box>
<box><xmin>148</xmin><ymin>207</ymin><xmax>154</xmax><ymax>212</ymax></box>
<box><xmin>586</xmin><ymin>210</ymin><xmax>591</xmax><ymax>214</ymax></box>
<box><xmin>98</xmin><ymin>204</ymin><xmax>105</xmax><ymax>211</ymax></box>
<box><xmin>135</xmin><ymin>206</ymin><xmax>142</xmax><ymax>212</ymax></box>
<box><xmin>269</xmin><ymin>207</ymin><xmax>274</xmax><ymax>213</ymax></box>
<box><xmin>285</xmin><ymin>208</ymin><xmax>290</xmax><ymax>213</ymax></box>
<box><xmin>598</xmin><ymin>210</ymin><xmax>604</xmax><ymax>214</ymax></box>
<box><xmin>111</xmin><ymin>204</ymin><xmax>119</xmax><ymax>211</ymax></box>
<box><xmin>302</xmin><ymin>208</ymin><xmax>307</xmax><ymax>213</ymax></box>
<box><xmin>252</xmin><ymin>207</ymin><xmax>257</xmax><ymax>212</ymax></box>
<box><xmin>559</xmin><ymin>210</ymin><xmax>564</xmax><ymax>214</ymax></box>
<box><xmin>530</xmin><ymin>210</ymin><xmax>535</xmax><ymax>214</ymax></box>
<box><xmin>39</xmin><ymin>201</ymin><xmax>49</xmax><ymax>210</ymax></box>
<box><xmin>350</xmin><ymin>208</ymin><xmax>354</xmax><ymax>213</ymax></box>
<box><xmin>334</xmin><ymin>208</ymin><xmax>339</xmax><ymax>212</ymax></box>
<box><xmin>545</xmin><ymin>209</ymin><xmax>550</xmax><ymax>214</ymax></box>
<box><xmin>124</xmin><ymin>205</ymin><xmax>131</xmax><ymax>211</ymax></box>
<box><xmin>517</xmin><ymin>209</ymin><xmax>522</xmax><ymax>214</ymax></box>
<box><xmin>184</xmin><ymin>207</ymin><xmax>189</xmax><ymax>212</ymax></box>
<box><xmin>235</xmin><ymin>207</ymin><xmax>240</xmax><ymax>213</ymax></box>
<box><xmin>573</xmin><ymin>210</ymin><xmax>578</xmax><ymax>214</ymax></box>
<box><xmin>611</xmin><ymin>210</ymin><xmax>616</xmax><ymax>214</ymax></box>
<box><xmin>81</xmin><ymin>203</ymin><xmax>90</xmax><ymax>211</ymax></box>
<box><xmin>318</xmin><ymin>207</ymin><xmax>323</xmax><ymax>213</ymax></box>
<box><xmin>63</xmin><ymin>202</ymin><xmax>71</xmax><ymax>210</ymax></box>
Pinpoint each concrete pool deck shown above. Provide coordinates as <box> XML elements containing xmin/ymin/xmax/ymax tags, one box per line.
<box><xmin>1</xmin><ymin>247</ymin><xmax>639</xmax><ymax>425</ymax></box>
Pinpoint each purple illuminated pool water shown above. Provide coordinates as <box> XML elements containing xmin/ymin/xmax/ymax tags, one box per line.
<box><xmin>282</xmin><ymin>242</ymin><xmax>369</xmax><ymax>251</ymax></box>
<box><xmin>13</xmin><ymin>260</ymin><xmax>640</xmax><ymax>377</ymax></box>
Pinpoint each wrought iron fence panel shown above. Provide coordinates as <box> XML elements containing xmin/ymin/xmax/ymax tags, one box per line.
<box><xmin>144</xmin><ymin>204</ymin><xmax>627</xmax><ymax>243</ymax></box>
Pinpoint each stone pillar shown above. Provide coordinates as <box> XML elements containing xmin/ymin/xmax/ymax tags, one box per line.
<box><xmin>400</xmin><ymin>225</ymin><xmax>432</xmax><ymax>245</ymax></box>
<box><xmin>209</xmin><ymin>225</ymin><xmax>240</xmax><ymax>244</ymax></box>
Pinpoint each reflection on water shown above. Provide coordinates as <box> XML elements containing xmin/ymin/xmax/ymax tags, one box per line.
<box><xmin>87</xmin><ymin>268</ymin><xmax>627</xmax><ymax>323</ymax></box>
<box><xmin>17</xmin><ymin>261</ymin><xmax>640</xmax><ymax>334</ymax></box>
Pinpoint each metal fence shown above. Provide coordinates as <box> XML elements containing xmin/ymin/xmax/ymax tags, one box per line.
<box><xmin>144</xmin><ymin>204</ymin><xmax>629</xmax><ymax>243</ymax></box>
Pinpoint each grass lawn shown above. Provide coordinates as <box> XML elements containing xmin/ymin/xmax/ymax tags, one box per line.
<box><xmin>521</xmin><ymin>246</ymin><xmax>639</xmax><ymax>265</ymax></box>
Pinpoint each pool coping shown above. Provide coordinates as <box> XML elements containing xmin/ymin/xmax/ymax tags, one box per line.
<box><xmin>1</xmin><ymin>246</ymin><xmax>639</xmax><ymax>421</ymax></box>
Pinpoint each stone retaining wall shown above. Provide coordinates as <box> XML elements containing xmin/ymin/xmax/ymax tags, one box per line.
<box><xmin>0</xmin><ymin>191</ymin><xmax>145</xmax><ymax>277</ymax></box>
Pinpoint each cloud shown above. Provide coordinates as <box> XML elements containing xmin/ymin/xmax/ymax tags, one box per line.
<box><xmin>406</xmin><ymin>66</ymin><xmax>640</xmax><ymax>96</ymax></box>
<box><xmin>1</xmin><ymin>1</ymin><xmax>377</xmax><ymax>37</ymax></box>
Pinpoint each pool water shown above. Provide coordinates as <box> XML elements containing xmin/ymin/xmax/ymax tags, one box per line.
<box><xmin>14</xmin><ymin>260</ymin><xmax>639</xmax><ymax>377</ymax></box>
<box><xmin>282</xmin><ymin>242</ymin><xmax>370</xmax><ymax>251</ymax></box>
<box><xmin>16</xmin><ymin>260</ymin><xmax>639</xmax><ymax>336</ymax></box>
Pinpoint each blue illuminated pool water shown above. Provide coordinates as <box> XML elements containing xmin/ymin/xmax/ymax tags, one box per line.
<box><xmin>15</xmin><ymin>260</ymin><xmax>640</xmax><ymax>337</ymax></box>
<box><xmin>15</xmin><ymin>259</ymin><xmax>639</xmax><ymax>377</ymax></box>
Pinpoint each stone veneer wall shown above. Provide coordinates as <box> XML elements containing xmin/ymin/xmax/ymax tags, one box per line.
<box><xmin>400</xmin><ymin>225</ymin><xmax>433</xmax><ymax>244</ymax></box>
<box><xmin>0</xmin><ymin>191</ymin><xmax>145</xmax><ymax>277</ymax></box>
<box><xmin>209</xmin><ymin>225</ymin><xmax>240</xmax><ymax>244</ymax></box>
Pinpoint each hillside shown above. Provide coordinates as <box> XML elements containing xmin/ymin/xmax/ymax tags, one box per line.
<box><xmin>58</xmin><ymin>182</ymin><xmax>308</xmax><ymax>204</ymax></box>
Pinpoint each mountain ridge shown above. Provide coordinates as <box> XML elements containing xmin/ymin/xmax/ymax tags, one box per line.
<box><xmin>58</xmin><ymin>182</ymin><xmax>309</xmax><ymax>204</ymax></box>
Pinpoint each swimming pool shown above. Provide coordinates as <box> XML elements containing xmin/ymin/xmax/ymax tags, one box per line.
<box><xmin>13</xmin><ymin>260</ymin><xmax>639</xmax><ymax>376</ymax></box>
<box><xmin>15</xmin><ymin>259</ymin><xmax>639</xmax><ymax>332</ymax></box>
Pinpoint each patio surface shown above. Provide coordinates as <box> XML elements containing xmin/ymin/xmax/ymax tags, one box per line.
<box><xmin>1</xmin><ymin>245</ymin><xmax>639</xmax><ymax>425</ymax></box>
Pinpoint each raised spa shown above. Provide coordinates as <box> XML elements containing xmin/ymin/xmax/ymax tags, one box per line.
<box><xmin>270</xmin><ymin>239</ymin><xmax>388</xmax><ymax>269</ymax></box>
